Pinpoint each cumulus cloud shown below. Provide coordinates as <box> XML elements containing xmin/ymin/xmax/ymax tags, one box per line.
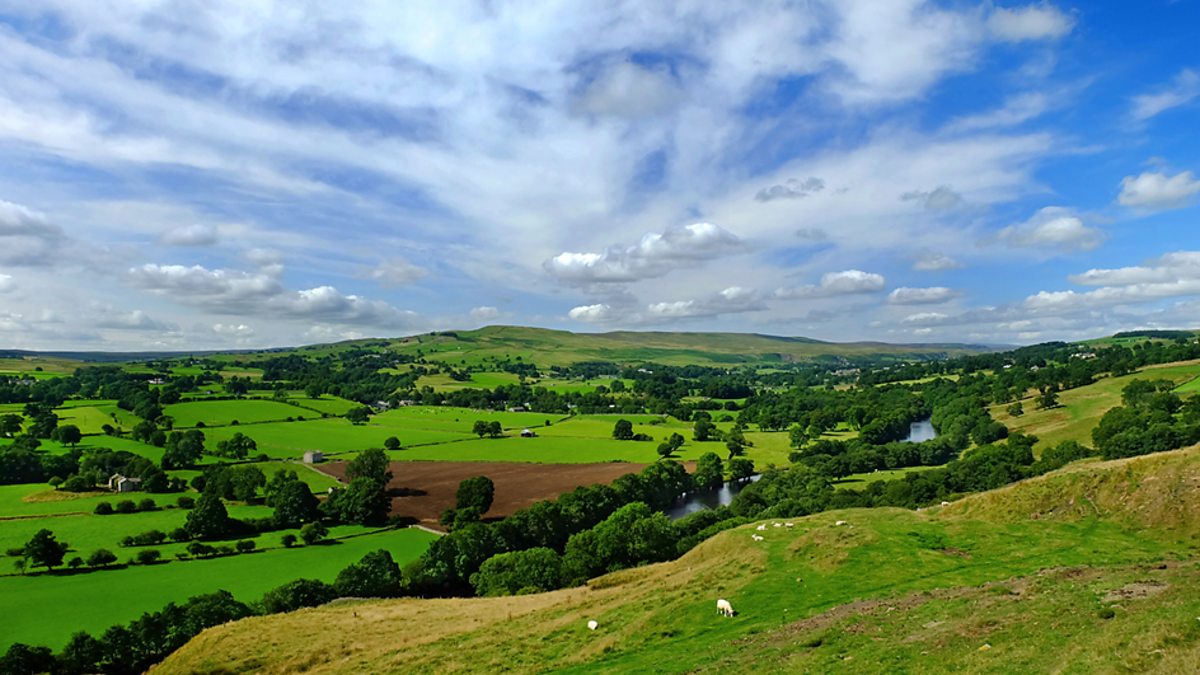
<box><xmin>913</xmin><ymin>251</ymin><xmax>963</xmax><ymax>271</ymax></box>
<box><xmin>645</xmin><ymin>286</ymin><xmax>765</xmax><ymax>321</ymax></box>
<box><xmin>160</xmin><ymin>223</ymin><xmax>218</xmax><ymax>246</ymax></box>
<box><xmin>212</xmin><ymin>323</ymin><xmax>254</xmax><ymax>337</ymax></box>
<box><xmin>903</xmin><ymin>311</ymin><xmax>951</xmax><ymax>325</ymax></box>
<box><xmin>994</xmin><ymin>207</ymin><xmax>1103</xmax><ymax>251</ymax></box>
<box><xmin>888</xmin><ymin>286</ymin><xmax>958</xmax><ymax>305</ymax></box>
<box><xmin>0</xmin><ymin>199</ymin><xmax>66</xmax><ymax>266</ymax></box>
<box><xmin>545</xmin><ymin>222</ymin><xmax>745</xmax><ymax>284</ymax></box>
<box><xmin>469</xmin><ymin>306</ymin><xmax>499</xmax><ymax>321</ymax></box>
<box><xmin>129</xmin><ymin>262</ymin><xmax>420</xmax><ymax>328</ymax></box>
<box><xmin>775</xmin><ymin>270</ymin><xmax>886</xmax><ymax>299</ymax></box>
<box><xmin>1132</xmin><ymin>69</ymin><xmax>1199</xmax><ymax>121</ymax></box>
<box><xmin>986</xmin><ymin>5</ymin><xmax>1075</xmax><ymax>42</ymax></box>
<box><xmin>567</xmin><ymin>303</ymin><xmax>616</xmax><ymax>324</ymax></box>
<box><xmin>369</xmin><ymin>258</ymin><xmax>427</xmax><ymax>286</ymax></box>
<box><xmin>755</xmin><ymin>177</ymin><xmax>825</xmax><ymax>202</ymax></box>
<box><xmin>900</xmin><ymin>186</ymin><xmax>963</xmax><ymax>210</ymax></box>
<box><xmin>1117</xmin><ymin>170</ymin><xmax>1200</xmax><ymax>210</ymax></box>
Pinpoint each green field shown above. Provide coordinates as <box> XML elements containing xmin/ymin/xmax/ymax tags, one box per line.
<box><xmin>0</xmin><ymin>527</ymin><xmax>438</xmax><ymax>649</ymax></box>
<box><xmin>991</xmin><ymin>359</ymin><xmax>1200</xmax><ymax>451</ymax></box>
<box><xmin>286</xmin><ymin>396</ymin><xmax>359</xmax><ymax>416</ymax></box>
<box><xmin>164</xmin><ymin>399</ymin><xmax>309</xmax><ymax>427</ymax></box>
<box><xmin>159</xmin><ymin>446</ymin><xmax>1200</xmax><ymax>674</ymax></box>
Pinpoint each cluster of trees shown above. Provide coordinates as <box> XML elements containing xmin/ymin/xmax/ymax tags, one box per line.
<box><xmin>440</xmin><ymin>475</ymin><xmax>495</xmax><ymax>530</ymax></box>
<box><xmin>1092</xmin><ymin>379</ymin><xmax>1200</xmax><ymax>460</ymax></box>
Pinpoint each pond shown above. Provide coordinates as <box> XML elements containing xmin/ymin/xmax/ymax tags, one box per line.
<box><xmin>664</xmin><ymin>474</ymin><xmax>761</xmax><ymax>520</ymax></box>
<box><xmin>903</xmin><ymin>418</ymin><xmax>937</xmax><ymax>443</ymax></box>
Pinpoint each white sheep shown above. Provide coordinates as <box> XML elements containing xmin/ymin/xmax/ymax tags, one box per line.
<box><xmin>784</xmin><ymin>522</ymin><xmax>794</xmax><ymax>528</ymax></box>
<box><xmin>773</xmin><ymin>522</ymin><xmax>782</xmax><ymax>528</ymax></box>
<box><xmin>940</xmin><ymin>501</ymin><xmax>951</xmax><ymax>507</ymax></box>
<box><xmin>756</xmin><ymin>524</ymin><xmax>767</xmax><ymax>531</ymax></box>
<box><xmin>716</xmin><ymin>598</ymin><xmax>735</xmax><ymax>617</ymax></box>
<box><xmin>587</xmin><ymin>620</ymin><xmax>599</xmax><ymax>631</ymax></box>
<box><xmin>835</xmin><ymin>520</ymin><xmax>848</xmax><ymax>526</ymax></box>
<box><xmin>751</xmin><ymin>534</ymin><xmax>764</xmax><ymax>541</ymax></box>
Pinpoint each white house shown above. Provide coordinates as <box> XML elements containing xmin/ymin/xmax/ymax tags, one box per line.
<box><xmin>108</xmin><ymin>474</ymin><xmax>142</xmax><ymax>493</ymax></box>
<box><xmin>303</xmin><ymin>451</ymin><xmax>325</xmax><ymax>464</ymax></box>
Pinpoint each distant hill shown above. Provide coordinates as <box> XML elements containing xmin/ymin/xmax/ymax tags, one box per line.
<box><xmin>320</xmin><ymin>325</ymin><xmax>1000</xmax><ymax>367</ymax></box>
<box><xmin>158</xmin><ymin>445</ymin><xmax>1200</xmax><ymax>674</ymax></box>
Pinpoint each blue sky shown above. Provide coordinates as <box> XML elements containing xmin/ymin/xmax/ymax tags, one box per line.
<box><xmin>0</xmin><ymin>1</ymin><xmax>1198</xmax><ymax>350</ymax></box>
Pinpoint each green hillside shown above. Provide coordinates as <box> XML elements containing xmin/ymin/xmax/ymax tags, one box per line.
<box><xmin>366</xmin><ymin>325</ymin><xmax>995</xmax><ymax>367</ymax></box>
<box><xmin>158</xmin><ymin>445</ymin><xmax>1200</xmax><ymax>674</ymax></box>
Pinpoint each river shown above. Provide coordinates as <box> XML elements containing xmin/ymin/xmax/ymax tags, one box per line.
<box><xmin>664</xmin><ymin>474</ymin><xmax>761</xmax><ymax>520</ymax></box>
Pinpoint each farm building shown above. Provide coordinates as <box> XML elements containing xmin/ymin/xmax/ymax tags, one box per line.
<box><xmin>303</xmin><ymin>451</ymin><xmax>325</xmax><ymax>464</ymax></box>
<box><xmin>108</xmin><ymin>474</ymin><xmax>142</xmax><ymax>493</ymax></box>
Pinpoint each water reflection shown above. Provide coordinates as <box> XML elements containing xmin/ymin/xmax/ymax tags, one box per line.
<box><xmin>665</xmin><ymin>474</ymin><xmax>761</xmax><ymax>520</ymax></box>
<box><xmin>903</xmin><ymin>418</ymin><xmax>937</xmax><ymax>443</ymax></box>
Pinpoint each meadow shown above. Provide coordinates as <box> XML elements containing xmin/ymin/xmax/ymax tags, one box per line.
<box><xmin>0</xmin><ymin>526</ymin><xmax>438</xmax><ymax>649</ymax></box>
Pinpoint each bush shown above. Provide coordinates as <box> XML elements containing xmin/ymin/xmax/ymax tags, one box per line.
<box><xmin>236</xmin><ymin>539</ymin><xmax>256</xmax><ymax>553</ymax></box>
<box><xmin>1098</xmin><ymin>607</ymin><xmax>1116</xmax><ymax>620</ymax></box>
<box><xmin>169</xmin><ymin>527</ymin><xmax>190</xmax><ymax>542</ymax></box>
<box><xmin>137</xmin><ymin>498</ymin><xmax>158</xmax><ymax>512</ymax></box>
<box><xmin>177</xmin><ymin>496</ymin><xmax>196</xmax><ymax>509</ymax></box>
<box><xmin>93</xmin><ymin>502</ymin><xmax>113</xmax><ymax>515</ymax></box>
<box><xmin>87</xmin><ymin>549</ymin><xmax>117</xmax><ymax>567</ymax></box>
<box><xmin>333</xmin><ymin>549</ymin><xmax>403</xmax><ymax>598</ymax></box>
<box><xmin>281</xmin><ymin>533</ymin><xmax>298</xmax><ymax>548</ymax></box>
<box><xmin>136</xmin><ymin>549</ymin><xmax>162</xmax><ymax>565</ymax></box>
<box><xmin>300</xmin><ymin>522</ymin><xmax>328</xmax><ymax>545</ymax></box>
<box><xmin>259</xmin><ymin>578</ymin><xmax>337</xmax><ymax>614</ymax></box>
<box><xmin>115</xmin><ymin>500</ymin><xmax>137</xmax><ymax>514</ymax></box>
<box><xmin>470</xmin><ymin>547</ymin><xmax>563</xmax><ymax>597</ymax></box>
<box><xmin>67</xmin><ymin>556</ymin><xmax>84</xmax><ymax>570</ymax></box>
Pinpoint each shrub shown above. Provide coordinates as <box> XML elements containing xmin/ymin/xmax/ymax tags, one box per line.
<box><xmin>137</xmin><ymin>498</ymin><xmax>157</xmax><ymax>512</ymax></box>
<box><xmin>1098</xmin><ymin>607</ymin><xmax>1116</xmax><ymax>620</ymax></box>
<box><xmin>87</xmin><ymin>549</ymin><xmax>117</xmax><ymax>567</ymax></box>
<box><xmin>93</xmin><ymin>502</ymin><xmax>113</xmax><ymax>515</ymax></box>
<box><xmin>169</xmin><ymin>527</ymin><xmax>190</xmax><ymax>542</ymax></box>
<box><xmin>136</xmin><ymin>549</ymin><xmax>162</xmax><ymax>565</ymax></box>
<box><xmin>281</xmin><ymin>533</ymin><xmax>298</xmax><ymax>548</ymax></box>
<box><xmin>177</xmin><ymin>496</ymin><xmax>196</xmax><ymax>509</ymax></box>
<box><xmin>115</xmin><ymin>500</ymin><xmax>137</xmax><ymax>514</ymax></box>
<box><xmin>300</xmin><ymin>522</ymin><xmax>328</xmax><ymax>545</ymax></box>
<box><xmin>236</xmin><ymin>539</ymin><xmax>256</xmax><ymax>553</ymax></box>
<box><xmin>259</xmin><ymin>578</ymin><xmax>337</xmax><ymax>614</ymax></box>
<box><xmin>67</xmin><ymin>556</ymin><xmax>84</xmax><ymax>570</ymax></box>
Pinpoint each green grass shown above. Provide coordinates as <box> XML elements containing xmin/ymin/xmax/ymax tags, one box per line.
<box><xmin>285</xmin><ymin>396</ymin><xmax>358</xmax><ymax>416</ymax></box>
<box><xmin>991</xmin><ymin>360</ymin><xmax>1200</xmax><ymax>452</ymax></box>
<box><xmin>158</xmin><ymin>446</ymin><xmax>1200</xmax><ymax>674</ymax></box>
<box><xmin>0</xmin><ymin>527</ymin><xmax>438</xmax><ymax>649</ymax></box>
<box><xmin>164</xmin><ymin>400</ymin><xmax>308</xmax><ymax>427</ymax></box>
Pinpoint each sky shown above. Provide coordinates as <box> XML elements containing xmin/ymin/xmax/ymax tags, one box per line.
<box><xmin>0</xmin><ymin>1</ymin><xmax>1198</xmax><ymax>351</ymax></box>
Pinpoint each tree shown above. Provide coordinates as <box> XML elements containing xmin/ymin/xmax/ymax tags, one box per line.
<box><xmin>51</xmin><ymin>424</ymin><xmax>82</xmax><ymax>448</ymax></box>
<box><xmin>383</xmin><ymin>436</ymin><xmax>401</xmax><ymax>451</ymax></box>
<box><xmin>333</xmin><ymin>549</ymin><xmax>403</xmax><ymax>598</ymax></box>
<box><xmin>346</xmin><ymin>406</ymin><xmax>372</xmax><ymax>425</ymax></box>
<box><xmin>185</xmin><ymin>491</ymin><xmax>230</xmax><ymax>540</ymax></box>
<box><xmin>456</xmin><ymin>475</ymin><xmax>495</xmax><ymax>514</ymax></box>
<box><xmin>215</xmin><ymin>432</ymin><xmax>257</xmax><ymax>459</ymax></box>
<box><xmin>87</xmin><ymin>548</ymin><xmax>117</xmax><ymax>567</ymax></box>
<box><xmin>656</xmin><ymin>442</ymin><xmax>674</xmax><ymax>459</ymax></box>
<box><xmin>58</xmin><ymin>632</ymin><xmax>104</xmax><ymax>674</ymax></box>
<box><xmin>0</xmin><ymin>414</ymin><xmax>22</xmax><ymax>437</ymax></box>
<box><xmin>729</xmin><ymin>457</ymin><xmax>755</xmax><ymax>482</ymax></box>
<box><xmin>487</xmin><ymin>421</ymin><xmax>503</xmax><ymax>438</ymax></box>
<box><xmin>347</xmin><ymin>447</ymin><xmax>392</xmax><ymax>486</ymax></box>
<box><xmin>280</xmin><ymin>533</ymin><xmax>298</xmax><ymax>548</ymax></box>
<box><xmin>470</xmin><ymin>547</ymin><xmax>563</xmax><ymax>596</ymax></box>
<box><xmin>300</xmin><ymin>521</ymin><xmax>328</xmax><ymax>545</ymax></box>
<box><xmin>162</xmin><ymin>430</ymin><xmax>205</xmax><ymax>469</ymax></box>
<box><xmin>136</xmin><ymin>549</ymin><xmax>162</xmax><ymax>565</ymax></box>
<box><xmin>693</xmin><ymin>419</ymin><xmax>715</xmax><ymax>442</ymax></box>
<box><xmin>612</xmin><ymin>419</ymin><xmax>634</xmax><ymax>440</ymax></box>
<box><xmin>693</xmin><ymin>452</ymin><xmax>724</xmax><ymax>490</ymax></box>
<box><xmin>23</xmin><ymin>528</ymin><xmax>69</xmax><ymax>570</ymax></box>
<box><xmin>272</xmin><ymin>477</ymin><xmax>319</xmax><ymax>527</ymax></box>
<box><xmin>725</xmin><ymin>440</ymin><xmax>746</xmax><ymax>460</ymax></box>
<box><xmin>260</xmin><ymin>578</ymin><xmax>336</xmax><ymax>614</ymax></box>
<box><xmin>667</xmin><ymin>432</ymin><xmax>685</xmax><ymax>451</ymax></box>
<box><xmin>472</xmin><ymin>420</ymin><xmax>489</xmax><ymax>438</ymax></box>
<box><xmin>1036</xmin><ymin>389</ymin><xmax>1060</xmax><ymax>410</ymax></box>
<box><xmin>325</xmin><ymin>477</ymin><xmax>390</xmax><ymax>525</ymax></box>
<box><xmin>236</xmin><ymin>539</ymin><xmax>256</xmax><ymax>553</ymax></box>
<box><xmin>0</xmin><ymin>643</ymin><xmax>55</xmax><ymax>675</ymax></box>
<box><xmin>1007</xmin><ymin>402</ymin><xmax>1024</xmax><ymax>417</ymax></box>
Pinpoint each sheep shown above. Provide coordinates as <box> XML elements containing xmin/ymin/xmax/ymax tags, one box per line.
<box><xmin>773</xmin><ymin>522</ymin><xmax>782</xmax><ymax>528</ymax></box>
<box><xmin>756</xmin><ymin>524</ymin><xmax>767</xmax><ymax>531</ymax></box>
<box><xmin>587</xmin><ymin>620</ymin><xmax>599</xmax><ymax>631</ymax></box>
<box><xmin>784</xmin><ymin>522</ymin><xmax>794</xmax><ymax>528</ymax></box>
<box><xmin>940</xmin><ymin>501</ymin><xmax>951</xmax><ymax>507</ymax></box>
<box><xmin>835</xmin><ymin>520</ymin><xmax>848</xmax><ymax>526</ymax></box>
<box><xmin>751</xmin><ymin>534</ymin><xmax>764</xmax><ymax>541</ymax></box>
<box><xmin>716</xmin><ymin>598</ymin><xmax>735</xmax><ymax>617</ymax></box>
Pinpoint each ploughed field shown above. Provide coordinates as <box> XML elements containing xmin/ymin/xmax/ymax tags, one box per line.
<box><xmin>316</xmin><ymin>460</ymin><xmax>673</xmax><ymax>528</ymax></box>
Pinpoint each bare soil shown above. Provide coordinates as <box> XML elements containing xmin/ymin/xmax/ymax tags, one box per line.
<box><xmin>315</xmin><ymin>460</ymin><xmax>657</xmax><ymax>529</ymax></box>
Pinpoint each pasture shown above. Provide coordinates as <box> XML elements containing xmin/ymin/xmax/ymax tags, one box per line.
<box><xmin>164</xmin><ymin>399</ymin><xmax>309</xmax><ymax>427</ymax></box>
<box><xmin>0</xmin><ymin>526</ymin><xmax>437</xmax><ymax>650</ymax></box>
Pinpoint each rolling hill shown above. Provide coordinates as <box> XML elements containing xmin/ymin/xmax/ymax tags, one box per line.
<box><xmin>158</xmin><ymin>445</ymin><xmax>1200</xmax><ymax>674</ymax></box>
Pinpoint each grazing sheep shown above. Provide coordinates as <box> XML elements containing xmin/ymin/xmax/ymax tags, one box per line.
<box><xmin>716</xmin><ymin>599</ymin><xmax>735</xmax><ymax>617</ymax></box>
<box><xmin>752</xmin><ymin>534</ymin><xmax>764</xmax><ymax>541</ymax></box>
<box><xmin>835</xmin><ymin>520</ymin><xmax>848</xmax><ymax>526</ymax></box>
<box><xmin>773</xmin><ymin>522</ymin><xmax>782</xmax><ymax>528</ymax></box>
<box><xmin>940</xmin><ymin>501</ymin><xmax>951</xmax><ymax>507</ymax></box>
<box><xmin>756</xmin><ymin>524</ymin><xmax>767</xmax><ymax>531</ymax></box>
<box><xmin>587</xmin><ymin>620</ymin><xmax>599</xmax><ymax>631</ymax></box>
<box><xmin>784</xmin><ymin>522</ymin><xmax>794</xmax><ymax>528</ymax></box>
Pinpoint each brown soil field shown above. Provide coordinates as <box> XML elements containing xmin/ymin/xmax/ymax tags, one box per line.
<box><xmin>315</xmin><ymin>460</ymin><xmax>665</xmax><ymax>529</ymax></box>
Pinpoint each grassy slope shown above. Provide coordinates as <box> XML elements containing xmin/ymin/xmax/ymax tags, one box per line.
<box><xmin>160</xmin><ymin>446</ymin><xmax>1200</xmax><ymax>674</ymax></box>
<box><xmin>991</xmin><ymin>359</ymin><xmax>1200</xmax><ymax>452</ymax></box>
<box><xmin>384</xmin><ymin>326</ymin><xmax>992</xmax><ymax>367</ymax></box>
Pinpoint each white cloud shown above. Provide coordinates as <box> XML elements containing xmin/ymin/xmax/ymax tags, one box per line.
<box><xmin>545</xmin><ymin>222</ymin><xmax>745</xmax><ymax>284</ymax></box>
<box><xmin>0</xmin><ymin>275</ymin><xmax>14</xmax><ymax>293</ymax></box>
<box><xmin>567</xmin><ymin>303</ymin><xmax>616</xmax><ymax>323</ymax></box>
<box><xmin>1117</xmin><ymin>170</ymin><xmax>1200</xmax><ymax>210</ymax></box>
<box><xmin>944</xmin><ymin>92</ymin><xmax>1050</xmax><ymax>132</ymax></box>
<box><xmin>913</xmin><ymin>251</ymin><xmax>963</xmax><ymax>271</ymax></box>
<box><xmin>129</xmin><ymin>264</ymin><xmax>283</xmax><ymax>304</ymax></box>
<box><xmin>160</xmin><ymin>223</ymin><xmax>219</xmax><ymax>246</ymax></box>
<box><xmin>469</xmin><ymin>306</ymin><xmax>500</xmax><ymax>321</ymax></box>
<box><xmin>900</xmin><ymin>186</ymin><xmax>963</xmax><ymax>210</ymax></box>
<box><xmin>576</xmin><ymin>61</ymin><xmax>683</xmax><ymax>119</ymax></box>
<box><xmin>95</xmin><ymin>309</ymin><xmax>174</xmax><ymax>331</ymax></box>
<box><xmin>212</xmin><ymin>323</ymin><xmax>255</xmax><ymax>337</ymax></box>
<box><xmin>903</xmin><ymin>311</ymin><xmax>950</xmax><ymax>325</ymax></box>
<box><xmin>1132</xmin><ymin>69</ymin><xmax>1199</xmax><ymax>121</ymax></box>
<box><xmin>369</xmin><ymin>259</ymin><xmax>427</xmax><ymax>286</ymax></box>
<box><xmin>756</xmin><ymin>177</ymin><xmax>825</xmax><ymax>202</ymax></box>
<box><xmin>888</xmin><ymin>286</ymin><xmax>958</xmax><ymax>305</ymax></box>
<box><xmin>0</xmin><ymin>199</ymin><xmax>66</xmax><ymax>266</ymax></box>
<box><xmin>775</xmin><ymin>270</ymin><xmax>886</xmax><ymax>299</ymax></box>
<box><xmin>986</xmin><ymin>5</ymin><xmax>1075</xmax><ymax>42</ymax></box>
<box><xmin>645</xmin><ymin>286</ymin><xmax>765</xmax><ymax>320</ymax></box>
<box><xmin>994</xmin><ymin>207</ymin><xmax>1103</xmax><ymax>251</ymax></box>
